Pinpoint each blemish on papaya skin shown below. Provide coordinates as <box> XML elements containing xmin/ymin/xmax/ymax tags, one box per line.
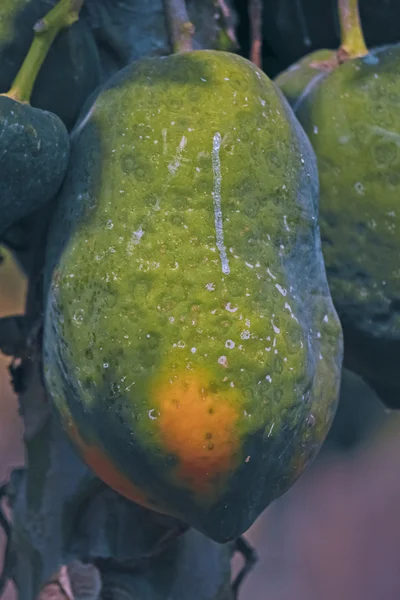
<box><xmin>153</xmin><ymin>371</ymin><xmax>241</xmax><ymax>498</ymax></box>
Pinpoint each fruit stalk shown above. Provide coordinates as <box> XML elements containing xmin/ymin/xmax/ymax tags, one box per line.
<box><xmin>162</xmin><ymin>0</ymin><xmax>194</xmax><ymax>53</ymax></box>
<box><xmin>338</xmin><ymin>0</ymin><xmax>368</xmax><ymax>60</ymax></box>
<box><xmin>6</xmin><ymin>0</ymin><xmax>85</xmax><ymax>103</ymax></box>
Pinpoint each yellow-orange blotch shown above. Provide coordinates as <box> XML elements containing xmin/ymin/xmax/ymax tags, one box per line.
<box><xmin>61</xmin><ymin>409</ymin><xmax>162</xmax><ymax>513</ymax></box>
<box><xmin>154</xmin><ymin>371</ymin><xmax>241</xmax><ymax>498</ymax></box>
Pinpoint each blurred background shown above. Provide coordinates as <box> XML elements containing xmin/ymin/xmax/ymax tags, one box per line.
<box><xmin>1</xmin><ymin>247</ymin><xmax>400</xmax><ymax>599</ymax></box>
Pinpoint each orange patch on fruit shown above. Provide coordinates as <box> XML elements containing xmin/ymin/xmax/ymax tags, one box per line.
<box><xmin>154</xmin><ymin>371</ymin><xmax>241</xmax><ymax>497</ymax></box>
<box><xmin>61</xmin><ymin>410</ymin><xmax>160</xmax><ymax>513</ymax></box>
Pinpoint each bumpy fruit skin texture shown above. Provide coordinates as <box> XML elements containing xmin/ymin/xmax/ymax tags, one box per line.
<box><xmin>0</xmin><ymin>0</ymin><xmax>101</xmax><ymax>129</ymax></box>
<box><xmin>0</xmin><ymin>96</ymin><xmax>69</xmax><ymax>238</ymax></box>
<box><xmin>274</xmin><ymin>49</ymin><xmax>334</xmax><ymax>110</ymax></box>
<box><xmin>43</xmin><ymin>50</ymin><xmax>343</xmax><ymax>543</ymax></box>
<box><xmin>282</xmin><ymin>44</ymin><xmax>400</xmax><ymax>407</ymax></box>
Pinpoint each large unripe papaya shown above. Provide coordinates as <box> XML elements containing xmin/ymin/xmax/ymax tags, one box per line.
<box><xmin>276</xmin><ymin>44</ymin><xmax>400</xmax><ymax>408</ymax></box>
<box><xmin>0</xmin><ymin>0</ymin><xmax>101</xmax><ymax>129</ymax></box>
<box><xmin>43</xmin><ymin>50</ymin><xmax>343</xmax><ymax>543</ymax></box>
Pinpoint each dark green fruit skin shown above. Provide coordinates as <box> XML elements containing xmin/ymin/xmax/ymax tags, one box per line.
<box><xmin>0</xmin><ymin>0</ymin><xmax>101</xmax><ymax>130</ymax></box>
<box><xmin>276</xmin><ymin>44</ymin><xmax>400</xmax><ymax>408</ymax></box>
<box><xmin>0</xmin><ymin>96</ymin><xmax>69</xmax><ymax>238</ymax></box>
<box><xmin>43</xmin><ymin>50</ymin><xmax>343</xmax><ymax>543</ymax></box>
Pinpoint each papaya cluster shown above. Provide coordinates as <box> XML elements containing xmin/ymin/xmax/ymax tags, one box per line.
<box><xmin>0</xmin><ymin>0</ymin><xmax>398</xmax><ymax>551</ymax></box>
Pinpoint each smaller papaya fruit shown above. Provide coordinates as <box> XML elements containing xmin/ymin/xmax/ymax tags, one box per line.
<box><xmin>275</xmin><ymin>6</ymin><xmax>400</xmax><ymax>409</ymax></box>
<box><xmin>0</xmin><ymin>95</ymin><xmax>69</xmax><ymax>239</ymax></box>
<box><xmin>43</xmin><ymin>50</ymin><xmax>343</xmax><ymax>543</ymax></box>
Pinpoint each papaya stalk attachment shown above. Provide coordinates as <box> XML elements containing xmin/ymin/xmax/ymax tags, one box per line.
<box><xmin>309</xmin><ymin>0</ymin><xmax>368</xmax><ymax>71</ymax></box>
<box><xmin>162</xmin><ymin>0</ymin><xmax>194</xmax><ymax>53</ymax></box>
<box><xmin>337</xmin><ymin>0</ymin><xmax>368</xmax><ymax>62</ymax></box>
<box><xmin>3</xmin><ymin>0</ymin><xmax>85</xmax><ymax>104</ymax></box>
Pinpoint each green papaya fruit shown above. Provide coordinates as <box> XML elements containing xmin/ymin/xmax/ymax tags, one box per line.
<box><xmin>0</xmin><ymin>0</ymin><xmax>101</xmax><ymax>130</ymax></box>
<box><xmin>276</xmin><ymin>43</ymin><xmax>400</xmax><ymax>409</ymax></box>
<box><xmin>274</xmin><ymin>49</ymin><xmax>335</xmax><ymax>109</ymax></box>
<box><xmin>0</xmin><ymin>95</ymin><xmax>69</xmax><ymax>239</ymax></box>
<box><xmin>43</xmin><ymin>50</ymin><xmax>343</xmax><ymax>543</ymax></box>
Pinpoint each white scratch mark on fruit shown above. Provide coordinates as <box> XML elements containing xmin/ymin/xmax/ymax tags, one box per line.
<box><xmin>218</xmin><ymin>355</ymin><xmax>228</xmax><ymax>367</ymax></box>
<box><xmin>127</xmin><ymin>226</ymin><xmax>144</xmax><ymax>255</ymax></box>
<box><xmin>271</xmin><ymin>318</ymin><xmax>280</xmax><ymax>334</ymax></box>
<box><xmin>211</xmin><ymin>132</ymin><xmax>230</xmax><ymax>275</ymax></box>
<box><xmin>284</xmin><ymin>302</ymin><xmax>299</xmax><ymax>323</ymax></box>
<box><xmin>162</xmin><ymin>128</ymin><xmax>168</xmax><ymax>154</ymax></box>
<box><xmin>168</xmin><ymin>135</ymin><xmax>187</xmax><ymax>174</ymax></box>
<box><xmin>225</xmin><ymin>302</ymin><xmax>238</xmax><ymax>313</ymax></box>
<box><xmin>275</xmin><ymin>284</ymin><xmax>287</xmax><ymax>296</ymax></box>
<box><xmin>283</xmin><ymin>215</ymin><xmax>290</xmax><ymax>231</ymax></box>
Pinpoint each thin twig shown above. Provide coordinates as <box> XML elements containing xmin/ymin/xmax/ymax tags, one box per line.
<box><xmin>248</xmin><ymin>0</ymin><xmax>263</xmax><ymax>68</ymax></box>
<box><xmin>216</xmin><ymin>0</ymin><xmax>239</xmax><ymax>49</ymax></box>
<box><xmin>162</xmin><ymin>0</ymin><xmax>194</xmax><ymax>53</ymax></box>
<box><xmin>231</xmin><ymin>536</ymin><xmax>258</xmax><ymax>599</ymax></box>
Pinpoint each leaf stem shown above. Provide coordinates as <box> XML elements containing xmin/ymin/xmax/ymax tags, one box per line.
<box><xmin>6</xmin><ymin>0</ymin><xmax>85</xmax><ymax>103</ymax></box>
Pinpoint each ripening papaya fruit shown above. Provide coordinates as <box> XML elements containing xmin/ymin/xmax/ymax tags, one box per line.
<box><xmin>0</xmin><ymin>95</ymin><xmax>69</xmax><ymax>238</ymax></box>
<box><xmin>0</xmin><ymin>0</ymin><xmax>101</xmax><ymax>129</ymax></box>
<box><xmin>43</xmin><ymin>50</ymin><xmax>343</xmax><ymax>543</ymax></box>
<box><xmin>275</xmin><ymin>39</ymin><xmax>400</xmax><ymax>409</ymax></box>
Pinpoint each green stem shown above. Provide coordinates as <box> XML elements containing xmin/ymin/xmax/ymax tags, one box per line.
<box><xmin>6</xmin><ymin>0</ymin><xmax>85</xmax><ymax>103</ymax></box>
<box><xmin>338</xmin><ymin>0</ymin><xmax>368</xmax><ymax>58</ymax></box>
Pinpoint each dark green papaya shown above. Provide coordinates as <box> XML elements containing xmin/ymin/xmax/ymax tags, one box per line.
<box><xmin>0</xmin><ymin>0</ymin><xmax>101</xmax><ymax>130</ymax></box>
<box><xmin>43</xmin><ymin>50</ymin><xmax>343</xmax><ymax>543</ymax></box>
<box><xmin>276</xmin><ymin>44</ymin><xmax>400</xmax><ymax>409</ymax></box>
<box><xmin>0</xmin><ymin>95</ymin><xmax>69</xmax><ymax>238</ymax></box>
